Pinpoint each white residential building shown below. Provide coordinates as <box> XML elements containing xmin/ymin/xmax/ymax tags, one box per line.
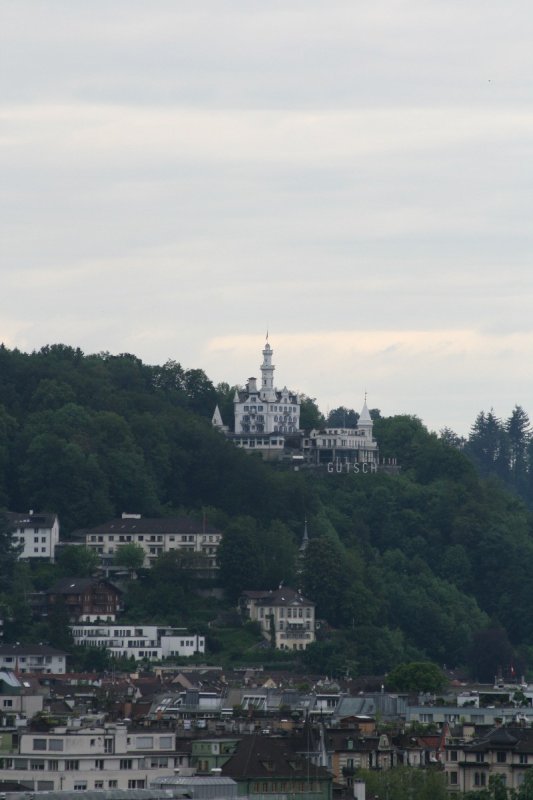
<box><xmin>0</xmin><ymin>723</ymin><xmax>179</xmax><ymax>792</ymax></box>
<box><xmin>70</xmin><ymin>624</ymin><xmax>205</xmax><ymax>661</ymax></box>
<box><xmin>0</xmin><ymin>645</ymin><xmax>67</xmax><ymax>675</ymax></box>
<box><xmin>80</xmin><ymin>513</ymin><xmax>222</xmax><ymax>569</ymax></box>
<box><xmin>241</xmin><ymin>587</ymin><xmax>316</xmax><ymax>651</ymax></box>
<box><xmin>7</xmin><ymin>511</ymin><xmax>59</xmax><ymax>562</ymax></box>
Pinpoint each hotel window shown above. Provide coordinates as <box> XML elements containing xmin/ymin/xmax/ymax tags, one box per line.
<box><xmin>33</xmin><ymin>739</ymin><xmax>47</xmax><ymax>751</ymax></box>
<box><xmin>159</xmin><ymin>736</ymin><xmax>173</xmax><ymax>749</ymax></box>
<box><xmin>497</xmin><ymin>752</ymin><xmax>507</xmax><ymax>763</ymax></box>
<box><xmin>136</xmin><ymin>736</ymin><xmax>154</xmax><ymax>749</ymax></box>
<box><xmin>49</xmin><ymin>740</ymin><xmax>63</xmax><ymax>751</ymax></box>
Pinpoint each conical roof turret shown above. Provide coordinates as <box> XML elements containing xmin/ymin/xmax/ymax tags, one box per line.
<box><xmin>359</xmin><ymin>398</ymin><xmax>371</xmax><ymax>423</ymax></box>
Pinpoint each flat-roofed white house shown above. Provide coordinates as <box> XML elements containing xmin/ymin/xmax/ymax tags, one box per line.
<box><xmin>240</xmin><ymin>587</ymin><xmax>316</xmax><ymax>651</ymax></box>
<box><xmin>7</xmin><ymin>511</ymin><xmax>59</xmax><ymax>562</ymax></box>
<box><xmin>79</xmin><ymin>513</ymin><xmax>222</xmax><ymax>569</ymax></box>
<box><xmin>70</xmin><ymin>624</ymin><xmax>205</xmax><ymax>661</ymax></box>
<box><xmin>0</xmin><ymin>723</ymin><xmax>179</xmax><ymax>792</ymax></box>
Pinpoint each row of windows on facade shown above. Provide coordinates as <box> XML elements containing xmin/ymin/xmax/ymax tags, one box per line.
<box><xmin>31</xmin><ymin>735</ymin><xmax>173</xmax><ymax>752</ymax></box>
<box><xmin>243</xmin><ymin>415</ymin><xmax>295</xmax><ymax>423</ymax></box>
<box><xmin>0</xmin><ymin>777</ymin><xmax>147</xmax><ymax>791</ymax></box>
<box><xmin>226</xmin><ymin>781</ymin><xmax>323</xmax><ymax>793</ymax></box>
<box><xmin>16</xmin><ymin>527</ymin><xmax>43</xmax><ymax>534</ymax></box>
<box><xmin>73</xmin><ymin>640</ymin><xmax>199</xmax><ymax>651</ymax></box>
<box><xmin>319</xmin><ymin>438</ymin><xmax>367</xmax><ymax>447</ymax></box>
<box><xmin>89</xmin><ymin>534</ymin><xmax>220</xmax><ymax>543</ymax></box>
<box><xmin>259</xmin><ymin>607</ymin><xmax>312</xmax><ymax>618</ymax></box>
<box><xmin>243</xmin><ymin>404</ymin><xmax>297</xmax><ymax>412</ymax></box>
<box><xmin>8</xmin><ymin>759</ymin><xmax>152</xmax><ymax>769</ymax></box>
<box><xmin>241</xmin><ymin>426</ymin><xmax>296</xmax><ymax>433</ymax></box>
<box><xmin>279</xmin><ymin>642</ymin><xmax>310</xmax><ymax>650</ymax></box>
<box><xmin>0</xmin><ymin>656</ymin><xmax>61</xmax><ymax>664</ymax></box>
<box><xmin>15</xmin><ymin>536</ymin><xmax>48</xmax><ymax>543</ymax></box>
<box><xmin>448</xmin><ymin>772</ymin><xmax>500</xmax><ymax>788</ymax></box>
<box><xmin>278</xmin><ymin>620</ymin><xmax>312</xmax><ymax>630</ymax></box>
<box><xmin>448</xmin><ymin>749</ymin><xmax>528</xmax><ymax>764</ymax></box>
<box><xmin>90</xmin><ymin>545</ymin><xmax>216</xmax><ymax>557</ymax></box>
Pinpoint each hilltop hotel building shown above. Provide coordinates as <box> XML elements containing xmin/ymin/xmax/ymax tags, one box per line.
<box><xmin>213</xmin><ymin>339</ymin><xmax>379</xmax><ymax>466</ymax></box>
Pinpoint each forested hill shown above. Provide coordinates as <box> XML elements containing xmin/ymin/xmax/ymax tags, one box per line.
<box><xmin>1</xmin><ymin>343</ymin><xmax>533</xmax><ymax>679</ymax></box>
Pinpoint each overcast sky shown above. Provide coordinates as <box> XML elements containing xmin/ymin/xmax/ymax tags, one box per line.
<box><xmin>2</xmin><ymin>1</ymin><xmax>533</xmax><ymax>435</ymax></box>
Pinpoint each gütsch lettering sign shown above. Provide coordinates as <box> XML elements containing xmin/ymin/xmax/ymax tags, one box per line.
<box><xmin>327</xmin><ymin>460</ymin><xmax>378</xmax><ymax>474</ymax></box>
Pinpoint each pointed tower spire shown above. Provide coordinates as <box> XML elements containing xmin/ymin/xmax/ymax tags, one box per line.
<box><xmin>357</xmin><ymin>394</ymin><xmax>373</xmax><ymax>447</ymax></box>
<box><xmin>212</xmin><ymin>405</ymin><xmax>224</xmax><ymax>428</ymax></box>
<box><xmin>359</xmin><ymin>393</ymin><xmax>372</xmax><ymax>424</ymax></box>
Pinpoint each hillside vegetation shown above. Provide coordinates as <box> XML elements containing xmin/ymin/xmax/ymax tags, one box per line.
<box><xmin>1</xmin><ymin>343</ymin><xmax>533</xmax><ymax>680</ymax></box>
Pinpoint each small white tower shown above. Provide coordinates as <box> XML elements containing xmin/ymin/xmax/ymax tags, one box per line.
<box><xmin>260</xmin><ymin>342</ymin><xmax>276</xmax><ymax>402</ymax></box>
<box><xmin>358</xmin><ymin>395</ymin><xmax>373</xmax><ymax>440</ymax></box>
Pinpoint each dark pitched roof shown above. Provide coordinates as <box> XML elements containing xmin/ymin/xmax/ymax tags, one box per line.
<box><xmin>49</xmin><ymin>577</ymin><xmax>122</xmax><ymax>595</ymax></box>
<box><xmin>75</xmin><ymin>516</ymin><xmax>221</xmax><ymax>536</ymax></box>
<box><xmin>242</xmin><ymin>588</ymin><xmax>314</xmax><ymax>608</ymax></box>
<box><xmin>0</xmin><ymin>644</ymin><xmax>67</xmax><ymax>656</ymax></box>
<box><xmin>464</xmin><ymin>726</ymin><xmax>523</xmax><ymax>752</ymax></box>
<box><xmin>6</xmin><ymin>510</ymin><xmax>57</xmax><ymax>528</ymax></box>
<box><xmin>222</xmin><ymin>735</ymin><xmax>330</xmax><ymax>781</ymax></box>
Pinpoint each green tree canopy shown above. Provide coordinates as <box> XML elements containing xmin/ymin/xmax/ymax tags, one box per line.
<box><xmin>386</xmin><ymin>661</ymin><xmax>447</xmax><ymax>693</ymax></box>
